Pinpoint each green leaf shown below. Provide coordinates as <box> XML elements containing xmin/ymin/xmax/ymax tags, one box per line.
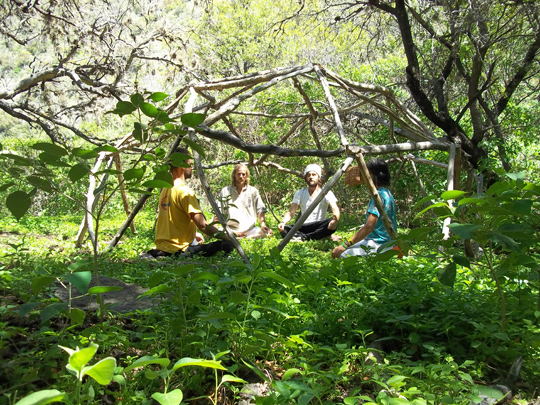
<box><xmin>510</xmin><ymin>199</ymin><xmax>532</xmax><ymax>214</ymax></box>
<box><xmin>69</xmin><ymin>163</ymin><xmax>90</xmax><ymax>182</ymax></box>
<box><xmin>124</xmin><ymin>167</ymin><xmax>145</xmax><ymax>181</ymax></box>
<box><xmin>0</xmin><ymin>181</ymin><xmax>16</xmax><ymax>191</ymax></box>
<box><xmin>26</xmin><ymin>176</ymin><xmax>52</xmax><ymax>193</ymax></box>
<box><xmin>448</xmin><ymin>223</ymin><xmax>482</xmax><ymax>239</ymax></box>
<box><xmin>31</xmin><ymin>276</ymin><xmax>56</xmax><ymax>295</ymax></box>
<box><xmin>132</xmin><ymin>122</ymin><xmax>144</xmax><ymax>142</ymax></box>
<box><xmin>18</xmin><ymin>302</ymin><xmax>40</xmax><ymax>317</ymax></box>
<box><xmin>140</xmin><ymin>102</ymin><xmax>158</xmax><ymax>117</ymax></box>
<box><xmin>70</xmin><ymin>308</ymin><xmax>86</xmax><ymax>326</ymax></box>
<box><xmin>31</xmin><ymin>142</ymin><xmax>68</xmax><ymax>157</ymax></box>
<box><xmin>414</xmin><ymin>201</ymin><xmax>448</xmax><ymax>219</ymax></box>
<box><xmin>505</xmin><ymin>172</ymin><xmax>525</xmax><ymax>182</ymax></box>
<box><xmin>182</xmin><ymin>138</ymin><xmax>206</xmax><ymax>158</ymax></box>
<box><xmin>67</xmin><ymin>259</ymin><xmax>92</xmax><ymax>272</ymax></box>
<box><xmin>71</xmin><ymin>148</ymin><xmax>98</xmax><ymax>159</ymax></box>
<box><xmin>142</xmin><ymin>179</ymin><xmax>174</xmax><ymax>189</ymax></box>
<box><xmin>437</xmin><ymin>263</ymin><xmax>456</xmax><ymax>287</ymax></box>
<box><xmin>155</xmin><ymin>110</ymin><xmax>172</xmax><ymax>123</ymax></box>
<box><xmin>41</xmin><ymin>303</ymin><xmax>68</xmax><ymax>324</ymax></box>
<box><xmin>181</xmin><ymin>113</ymin><xmax>206</xmax><ymax>127</ymax></box>
<box><xmin>192</xmin><ymin>272</ymin><xmax>220</xmax><ymax>283</ymax></box>
<box><xmin>123</xmin><ymin>356</ymin><xmax>171</xmax><ymax>373</ymax></box>
<box><xmin>169</xmin><ymin>152</ymin><xmax>191</xmax><ymax>168</ymax></box>
<box><xmin>172</xmin><ymin>357</ymin><xmax>227</xmax><ymax>371</ymax></box>
<box><xmin>229</xmin><ymin>291</ymin><xmax>247</xmax><ymax>304</ymax></box>
<box><xmin>458</xmin><ymin>197</ymin><xmax>487</xmax><ymax>207</ymax></box>
<box><xmin>14</xmin><ymin>389</ymin><xmax>67</xmax><ymax>405</ymax></box>
<box><xmin>128</xmin><ymin>187</ymin><xmax>154</xmax><ymax>195</ymax></box>
<box><xmin>149</xmin><ymin>92</ymin><xmax>169</xmax><ymax>102</ymax></box>
<box><xmin>452</xmin><ymin>255</ymin><xmax>470</xmax><ymax>268</ymax></box>
<box><xmin>68</xmin><ymin>343</ymin><xmax>98</xmax><ymax>372</ymax></box>
<box><xmin>441</xmin><ymin>190</ymin><xmax>466</xmax><ymax>200</ymax></box>
<box><xmin>258</xmin><ymin>272</ymin><xmax>294</xmax><ymax>288</ymax></box>
<box><xmin>151</xmin><ymin>389</ymin><xmax>183</xmax><ymax>405</ymax></box>
<box><xmin>154</xmin><ymin>171</ymin><xmax>174</xmax><ymax>186</ymax></box>
<box><xmin>282</xmin><ymin>368</ymin><xmax>303</xmax><ymax>381</ymax></box>
<box><xmin>39</xmin><ymin>152</ymin><xmax>70</xmax><ymax>166</ymax></box>
<box><xmin>138</xmin><ymin>283</ymin><xmax>172</xmax><ymax>298</ymax></box>
<box><xmin>221</xmin><ymin>374</ymin><xmax>248</xmax><ymax>384</ymax></box>
<box><xmin>94</xmin><ymin>145</ymin><xmax>118</xmax><ymax>153</ymax></box>
<box><xmin>130</xmin><ymin>93</ymin><xmax>145</xmax><ymax>107</ymax></box>
<box><xmin>487</xmin><ymin>231</ymin><xmax>520</xmax><ymax>251</ymax></box>
<box><xmin>82</xmin><ymin>357</ymin><xmax>117</xmax><ymax>385</ymax></box>
<box><xmin>7</xmin><ymin>190</ymin><xmax>32</xmax><ymax>221</ymax></box>
<box><xmin>112</xmin><ymin>101</ymin><xmax>137</xmax><ymax>116</ymax></box>
<box><xmin>87</xmin><ymin>286</ymin><xmax>123</xmax><ymax>294</ymax></box>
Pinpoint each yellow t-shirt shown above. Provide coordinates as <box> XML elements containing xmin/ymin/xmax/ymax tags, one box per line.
<box><xmin>155</xmin><ymin>183</ymin><xmax>202</xmax><ymax>253</ymax></box>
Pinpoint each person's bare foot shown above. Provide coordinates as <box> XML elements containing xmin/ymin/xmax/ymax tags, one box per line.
<box><xmin>330</xmin><ymin>234</ymin><xmax>342</xmax><ymax>242</ymax></box>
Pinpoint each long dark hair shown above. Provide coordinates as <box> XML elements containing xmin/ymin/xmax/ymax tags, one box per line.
<box><xmin>366</xmin><ymin>158</ymin><xmax>391</xmax><ymax>187</ymax></box>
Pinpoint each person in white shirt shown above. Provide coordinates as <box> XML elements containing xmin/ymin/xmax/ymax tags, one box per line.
<box><xmin>278</xmin><ymin>164</ymin><xmax>340</xmax><ymax>241</ymax></box>
<box><xmin>216</xmin><ymin>164</ymin><xmax>273</xmax><ymax>239</ymax></box>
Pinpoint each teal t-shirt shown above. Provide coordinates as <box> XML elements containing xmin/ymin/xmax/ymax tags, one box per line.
<box><xmin>365</xmin><ymin>187</ymin><xmax>397</xmax><ymax>244</ymax></box>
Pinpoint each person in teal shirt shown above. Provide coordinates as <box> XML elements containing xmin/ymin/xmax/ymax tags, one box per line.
<box><xmin>332</xmin><ymin>159</ymin><xmax>397</xmax><ymax>258</ymax></box>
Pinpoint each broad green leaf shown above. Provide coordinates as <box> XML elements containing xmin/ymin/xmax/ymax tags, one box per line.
<box><xmin>67</xmin><ymin>259</ymin><xmax>92</xmax><ymax>272</ymax></box>
<box><xmin>14</xmin><ymin>389</ymin><xmax>67</xmax><ymax>405</ymax></box>
<box><xmin>273</xmin><ymin>381</ymin><xmax>292</xmax><ymax>399</ymax></box>
<box><xmin>144</xmin><ymin>369</ymin><xmax>160</xmax><ymax>380</ymax></box>
<box><xmin>458</xmin><ymin>197</ymin><xmax>487</xmax><ymax>206</ymax></box>
<box><xmin>192</xmin><ymin>271</ymin><xmax>220</xmax><ymax>283</ymax></box>
<box><xmin>18</xmin><ymin>302</ymin><xmax>40</xmax><ymax>317</ymax></box>
<box><xmin>142</xmin><ymin>179</ymin><xmax>174</xmax><ymax>189</ymax></box>
<box><xmin>69</xmin><ymin>308</ymin><xmax>86</xmax><ymax>326</ymax></box>
<box><xmin>130</xmin><ymin>93</ymin><xmax>145</xmax><ymax>107</ymax></box>
<box><xmin>414</xmin><ymin>201</ymin><xmax>448</xmax><ymax>219</ymax></box>
<box><xmin>7</xmin><ymin>190</ymin><xmax>32</xmax><ymax>221</ymax></box>
<box><xmin>41</xmin><ymin>303</ymin><xmax>68</xmax><ymax>323</ymax></box>
<box><xmin>282</xmin><ymin>368</ymin><xmax>303</xmax><ymax>381</ymax></box>
<box><xmin>39</xmin><ymin>152</ymin><xmax>70</xmax><ymax>166</ymax></box>
<box><xmin>124</xmin><ymin>167</ymin><xmax>145</xmax><ymax>181</ymax></box>
<box><xmin>448</xmin><ymin>223</ymin><xmax>482</xmax><ymax>239</ymax></box>
<box><xmin>31</xmin><ymin>142</ymin><xmax>68</xmax><ymax>157</ymax></box>
<box><xmin>169</xmin><ymin>152</ymin><xmax>191</xmax><ymax>168</ymax></box>
<box><xmin>452</xmin><ymin>255</ymin><xmax>470</xmax><ymax>268</ymax></box>
<box><xmin>2</xmin><ymin>152</ymin><xmax>34</xmax><ymax>166</ymax></box>
<box><xmin>82</xmin><ymin>357</ymin><xmax>117</xmax><ymax>385</ymax></box>
<box><xmin>140</xmin><ymin>102</ymin><xmax>158</xmax><ymax>117</ymax></box>
<box><xmin>148</xmin><ymin>271</ymin><xmax>169</xmax><ymax>288</ymax></box>
<box><xmin>170</xmin><ymin>263</ymin><xmax>196</xmax><ymax>277</ymax></box>
<box><xmin>31</xmin><ymin>276</ymin><xmax>56</xmax><ymax>295</ymax></box>
<box><xmin>71</xmin><ymin>148</ymin><xmax>98</xmax><ymax>159</ymax></box>
<box><xmin>229</xmin><ymin>291</ymin><xmax>247</xmax><ymax>304</ymax></box>
<box><xmin>298</xmin><ymin>392</ymin><xmax>316</xmax><ymax>405</ymax></box>
<box><xmin>151</xmin><ymin>389</ymin><xmax>183</xmax><ymax>405</ymax></box>
<box><xmin>258</xmin><ymin>272</ymin><xmax>293</xmax><ymax>288</ymax></box>
<box><xmin>0</xmin><ymin>181</ymin><xmax>15</xmax><ymax>191</ymax></box>
<box><xmin>149</xmin><ymin>92</ymin><xmax>169</xmax><ymax>102</ymax></box>
<box><xmin>181</xmin><ymin>113</ymin><xmax>206</xmax><ymax>127</ymax></box>
<box><xmin>93</xmin><ymin>182</ymin><xmax>108</xmax><ymax>196</ymax></box>
<box><xmin>69</xmin><ymin>163</ymin><xmax>90</xmax><ymax>182</ymax></box>
<box><xmin>132</xmin><ymin>122</ymin><xmax>143</xmax><ymax>142</ymax></box>
<box><xmin>221</xmin><ymin>374</ymin><xmax>248</xmax><ymax>384</ymax></box>
<box><xmin>387</xmin><ymin>375</ymin><xmax>407</xmax><ymax>387</ymax></box>
<box><xmin>155</xmin><ymin>110</ymin><xmax>172</xmax><ymax>123</ymax></box>
<box><xmin>437</xmin><ymin>263</ymin><xmax>456</xmax><ymax>287</ymax></box>
<box><xmin>153</xmin><ymin>171</ymin><xmax>174</xmax><ymax>186</ymax></box>
<box><xmin>112</xmin><ymin>101</ymin><xmax>137</xmax><ymax>116</ymax></box>
<box><xmin>65</xmin><ymin>271</ymin><xmax>92</xmax><ymax>294</ymax></box>
<box><xmin>510</xmin><ymin>199</ymin><xmax>532</xmax><ymax>214</ymax></box>
<box><xmin>182</xmin><ymin>138</ymin><xmax>205</xmax><ymax>158</ymax></box>
<box><xmin>88</xmin><ymin>286</ymin><xmax>123</xmax><ymax>294</ymax></box>
<box><xmin>172</xmin><ymin>357</ymin><xmax>227</xmax><ymax>371</ymax></box>
<box><xmin>123</xmin><ymin>356</ymin><xmax>171</xmax><ymax>373</ymax></box>
<box><xmin>68</xmin><ymin>343</ymin><xmax>98</xmax><ymax>372</ymax></box>
<box><xmin>441</xmin><ymin>190</ymin><xmax>466</xmax><ymax>200</ymax></box>
<box><xmin>505</xmin><ymin>172</ymin><xmax>525</xmax><ymax>181</ymax></box>
<box><xmin>486</xmin><ymin>181</ymin><xmax>511</xmax><ymax>196</ymax></box>
<box><xmin>128</xmin><ymin>187</ymin><xmax>154</xmax><ymax>195</ymax></box>
<box><xmin>138</xmin><ymin>283</ymin><xmax>172</xmax><ymax>298</ymax></box>
<box><xmin>95</xmin><ymin>145</ymin><xmax>118</xmax><ymax>153</ymax></box>
<box><xmin>486</xmin><ymin>231</ymin><xmax>520</xmax><ymax>251</ymax></box>
<box><xmin>477</xmin><ymin>386</ymin><xmax>505</xmax><ymax>399</ymax></box>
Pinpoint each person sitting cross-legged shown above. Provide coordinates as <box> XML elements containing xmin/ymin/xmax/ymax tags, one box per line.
<box><xmin>146</xmin><ymin>148</ymin><xmax>234</xmax><ymax>258</ymax></box>
<box><xmin>332</xmin><ymin>159</ymin><xmax>397</xmax><ymax>259</ymax></box>
<box><xmin>215</xmin><ymin>163</ymin><xmax>273</xmax><ymax>239</ymax></box>
<box><xmin>278</xmin><ymin>163</ymin><xmax>340</xmax><ymax>242</ymax></box>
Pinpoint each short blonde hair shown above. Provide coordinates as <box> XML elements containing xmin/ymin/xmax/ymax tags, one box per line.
<box><xmin>232</xmin><ymin>163</ymin><xmax>250</xmax><ymax>187</ymax></box>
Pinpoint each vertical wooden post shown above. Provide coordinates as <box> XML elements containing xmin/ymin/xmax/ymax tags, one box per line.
<box><xmin>442</xmin><ymin>144</ymin><xmax>456</xmax><ymax>240</ymax></box>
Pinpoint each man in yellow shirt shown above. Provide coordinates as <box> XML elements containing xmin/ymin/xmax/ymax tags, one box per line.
<box><xmin>147</xmin><ymin>148</ymin><xmax>233</xmax><ymax>258</ymax></box>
